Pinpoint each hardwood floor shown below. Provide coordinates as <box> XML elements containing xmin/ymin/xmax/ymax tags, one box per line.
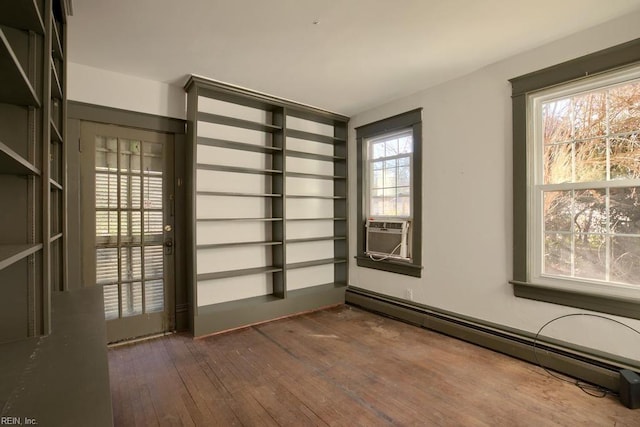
<box><xmin>108</xmin><ymin>305</ymin><xmax>640</xmax><ymax>426</ymax></box>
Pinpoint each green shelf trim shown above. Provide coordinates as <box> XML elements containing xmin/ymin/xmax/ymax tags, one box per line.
<box><xmin>286</xmin><ymin>236</ymin><xmax>346</xmax><ymax>244</ymax></box>
<box><xmin>196</xmin><ymin>191</ymin><xmax>282</xmax><ymax>198</ymax></box>
<box><xmin>198</xmin><ymin>266</ymin><xmax>284</xmax><ymax>281</ymax></box>
<box><xmin>197</xmin><ymin>111</ymin><xmax>282</xmax><ymax>133</ymax></box>
<box><xmin>197</xmin><ymin>136</ymin><xmax>282</xmax><ymax>154</ymax></box>
<box><xmin>286</xmin><ymin>258</ymin><xmax>348</xmax><ymax>270</ymax></box>
<box><xmin>286</xmin><ymin>217</ymin><xmax>347</xmax><ymax>221</ymax></box>
<box><xmin>286</xmin><ymin>194</ymin><xmax>346</xmax><ymax>200</ymax></box>
<box><xmin>286</xmin><ymin>149</ymin><xmax>345</xmax><ymax>162</ymax></box>
<box><xmin>51</xmin><ymin>63</ymin><xmax>63</xmax><ymax>99</ymax></box>
<box><xmin>196</xmin><ymin>163</ymin><xmax>282</xmax><ymax>175</ymax></box>
<box><xmin>0</xmin><ymin>243</ymin><xmax>43</xmax><ymax>271</ymax></box>
<box><xmin>197</xmin><ymin>240</ymin><xmax>283</xmax><ymax>249</ymax></box>
<box><xmin>52</xmin><ymin>18</ymin><xmax>63</xmax><ymax>59</ymax></box>
<box><xmin>0</xmin><ymin>141</ymin><xmax>40</xmax><ymax>176</ymax></box>
<box><xmin>197</xmin><ymin>217</ymin><xmax>283</xmax><ymax>222</ymax></box>
<box><xmin>287</xmin><ymin>171</ymin><xmax>345</xmax><ymax>180</ymax></box>
<box><xmin>0</xmin><ymin>29</ymin><xmax>40</xmax><ymax>107</ymax></box>
<box><xmin>50</xmin><ymin>120</ymin><xmax>63</xmax><ymax>143</ymax></box>
<box><xmin>286</xmin><ymin>128</ymin><xmax>346</xmax><ymax>145</ymax></box>
<box><xmin>0</xmin><ymin>0</ymin><xmax>45</xmax><ymax>34</ymax></box>
<box><xmin>50</xmin><ymin>179</ymin><xmax>63</xmax><ymax>191</ymax></box>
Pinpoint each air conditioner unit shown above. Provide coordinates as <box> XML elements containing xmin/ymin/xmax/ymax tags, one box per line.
<box><xmin>365</xmin><ymin>219</ymin><xmax>410</xmax><ymax>261</ymax></box>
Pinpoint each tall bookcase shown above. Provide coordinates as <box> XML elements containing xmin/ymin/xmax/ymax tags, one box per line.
<box><xmin>0</xmin><ymin>0</ymin><xmax>69</xmax><ymax>343</ymax></box>
<box><xmin>185</xmin><ymin>76</ymin><xmax>348</xmax><ymax>336</ymax></box>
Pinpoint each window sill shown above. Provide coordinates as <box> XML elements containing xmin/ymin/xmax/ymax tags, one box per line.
<box><xmin>356</xmin><ymin>255</ymin><xmax>422</xmax><ymax>278</ymax></box>
<box><xmin>510</xmin><ymin>280</ymin><xmax>640</xmax><ymax>320</ymax></box>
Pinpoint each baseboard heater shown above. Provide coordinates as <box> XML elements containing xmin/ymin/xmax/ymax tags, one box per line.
<box><xmin>346</xmin><ymin>286</ymin><xmax>640</xmax><ymax>394</ymax></box>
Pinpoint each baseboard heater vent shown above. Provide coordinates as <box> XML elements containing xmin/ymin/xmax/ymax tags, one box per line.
<box><xmin>345</xmin><ymin>286</ymin><xmax>640</xmax><ymax>394</ymax></box>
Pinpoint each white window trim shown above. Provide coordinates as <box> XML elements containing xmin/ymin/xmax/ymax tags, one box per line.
<box><xmin>526</xmin><ymin>64</ymin><xmax>640</xmax><ymax>301</ymax></box>
<box><xmin>365</xmin><ymin>129</ymin><xmax>414</xmax><ymax>221</ymax></box>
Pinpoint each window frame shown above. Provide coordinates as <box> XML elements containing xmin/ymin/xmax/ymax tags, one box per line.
<box><xmin>356</xmin><ymin>109</ymin><xmax>423</xmax><ymax>277</ymax></box>
<box><xmin>366</xmin><ymin>128</ymin><xmax>414</xmax><ymax>220</ymax></box>
<box><xmin>509</xmin><ymin>37</ymin><xmax>640</xmax><ymax>319</ymax></box>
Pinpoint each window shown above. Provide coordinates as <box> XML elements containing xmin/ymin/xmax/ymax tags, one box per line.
<box><xmin>510</xmin><ymin>38</ymin><xmax>640</xmax><ymax>318</ymax></box>
<box><xmin>356</xmin><ymin>109</ymin><xmax>422</xmax><ymax>277</ymax></box>
<box><xmin>367</xmin><ymin>130</ymin><xmax>413</xmax><ymax>218</ymax></box>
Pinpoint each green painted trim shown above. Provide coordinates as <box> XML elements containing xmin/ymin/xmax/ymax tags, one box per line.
<box><xmin>68</xmin><ymin>101</ymin><xmax>186</xmax><ymax>134</ymax></box>
<box><xmin>355</xmin><ymin>256</ymin><xmax>422</xmax><ymax>277</ymax></box>
<box><xmin>355</xmin><ymin>109</ymin><xmax>423</xmax><ymax>277</ymax></box>
<box><xmin>512</xmin><ymin>281</ymin><xmax>640</xmax><ymax>320</ymax></box>
<box><xmin>510</xmin><ymin>38</ymin><xmax>640</xmax><ymax>96</ymax></box>
<box><xmin>194</xmin><ymin>285</ymin><xmax>345</xmax><ymax>337</ymax></box>
<box><xmin>346</xmin><ymin>286</ymin><xmax>640</xmax><ymax>392</ymax></box>
<box><xmin>185</xmin><ymin>75</ymin><xmax>349</xmax><ymax>122</ymax></box>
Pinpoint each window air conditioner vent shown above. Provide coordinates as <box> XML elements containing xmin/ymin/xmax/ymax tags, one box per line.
<box><xmin>365</xmin><ymin>219</ymin><xmax>410</xmax><ymax>260</ymax></box>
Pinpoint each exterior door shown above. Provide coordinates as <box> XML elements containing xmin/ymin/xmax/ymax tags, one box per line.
<box><xmin>81</xmin><ymin>122</ymin><xmax>175</xmax><ymax>343</ymax></box>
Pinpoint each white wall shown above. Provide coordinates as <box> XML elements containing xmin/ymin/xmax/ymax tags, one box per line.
<box><xmin>68</xmin><ymin>62</ymin><xmax>186</xmax><ymax>119</ymax></box>
<box><xmin>348</xmin><ymin>11</ymin><xmax>640</xmax><ymax>361</ymax></box>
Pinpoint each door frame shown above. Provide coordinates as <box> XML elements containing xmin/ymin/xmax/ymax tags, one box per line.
<box><xmin>67</xmin><ymin>102</ymin><xmax>189</xmax><ymax>332</ymax></box>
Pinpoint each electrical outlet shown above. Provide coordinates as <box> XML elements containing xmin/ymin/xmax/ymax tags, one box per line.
<box><xmin>406</xmin><ymin>288</ymin><xmax>413</xmax><ymax>301</ymax></box>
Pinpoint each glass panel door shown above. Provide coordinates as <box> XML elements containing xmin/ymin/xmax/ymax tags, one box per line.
<box><xmin>83</xmin><ymin>122</ymin><xmax>174</xmax><ymax>343</ymax></box>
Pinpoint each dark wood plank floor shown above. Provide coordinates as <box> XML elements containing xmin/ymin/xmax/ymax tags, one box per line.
<box><xmin>108</xmin><ymin>305</ymin><xmax>640</xmax><ymax>426</ymax></box>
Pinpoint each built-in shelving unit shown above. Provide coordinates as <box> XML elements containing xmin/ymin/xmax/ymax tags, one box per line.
<box><xmin>185</xmin><ymin>75</ymin><xmax>348</xmax><ymax>336</ymax></box>
<box><xmin>0</xmin><ymin>0</ymin><xmax>69</xmax><ymax>344</ymax></box>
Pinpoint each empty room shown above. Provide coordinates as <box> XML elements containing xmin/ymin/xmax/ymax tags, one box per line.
<box><xmin>2</xmin><ymin>0</ymin><xmax>640</xmax><ymax>425</ymax></box>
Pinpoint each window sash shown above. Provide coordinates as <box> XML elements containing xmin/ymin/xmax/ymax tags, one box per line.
<box><xmin>366</xmin><ymin>130</ymin><xmax>413</xmax><ymax>219</ymax></box>
<box><xmin>528</xmin><ymin>65</ymin><xmax>640</xmax><ymax>296</ymax></box>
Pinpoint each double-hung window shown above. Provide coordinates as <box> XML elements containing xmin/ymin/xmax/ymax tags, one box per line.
<box><xmin>510</xmin><ymin>39</ymin><xmax>640</xmax><ymax>318</ymax></box>
<box><xmin>531</xmin><ymin>67</ymin><xmax>640</xmax><ymax>293</ymax></box>
<box><xmin>356</xmin><ymin>109</ymin><xmax>423</xmax><ymax>277</ymax></box>
<box><xmin>367</xmin><ymin>130</ymin><xmax>413</xmax><ymax>218</ymax></box>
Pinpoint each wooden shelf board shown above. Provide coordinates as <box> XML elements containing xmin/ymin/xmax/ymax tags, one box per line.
<box><xmin>0</xmin><ymin>243</ymin><xmax>43</xmax><ymax>271</ymax></box>
<box><xmin>198</xmin><ymin>217</ymin><xmax>282</xmax><ymax>222</ymax></box>
<box><xmin>0</xmin><ymin>141</ymin><xmax>40</xmax><ymax>176</ymax></box>
<box><xmin>286</xmin><ymin>194</ymin><xmax>346</xmax><ymax>200</ymax></box>
<box><xmin>50</xmin><ymin>178</ymin><xmax>63</xmax><ymax>191</ymax></box>
<box><xmin>286</xmin><ymin>236</ymin><xmax>346</xmax><ymax>244</ymax></box>
<box><xmin>197</xmin><ymin>112</ymin><xmax>282</xmax><ymax>133</ymax></box>
<box><xmin>0</xmin><ymin>1</ymin><xmax>45</xmax><ymax>34</ymax></box>
<box><xmin>286</xmin><ymin>217</ymin><xmax>347</xmax><ymax>221</ymax></box>
<box><xmin>197</xmin><ymin>163</ymin><xmax>282</xmax><ymax>175</ymax></box>
<box><xmin>197</xmin><ymin>136</ymin><xmax>281</xmax><ymax>154</ymax></box>
<box><xmin>0</xmin><ymin>29</ymin><xmax>40</xmax><ymax>107</ymax></box>
<box><xmin>197</xmin><ymin>191</ymin><xmax>281</xmax><ymax>198</ymax></box>
<box><xmin>197</xmin><ymin>240</ymin><xmax>283</xmax><ymax>249</ymax></box>
<box><xmin>51</xmin><ymin>63</ymin><xmax>63</xmax><ymax>99</ymax></box>
<box><xmin>287</xmin><ymin>128</ymin><xmax>346</xmax><ymax>145</ymax></box>
<box><xmin>287</xmin><ymin>171</ymin><xmax>346</xmax><ymax>180</ymax></box>
<box><xmin>52</xmin><ymin>18</ymin><xmax>63</xmax><ymax>59</ymax></box>
<box><xmin>286</xmin><ymin>149</ymin><xmax>345</xmax><ymax>162</ymax></box>
<box><xmin>286</xmin><ymin>258</ymin><xmax>347</xmax><ymax>270</ymax></box>
<box><xmin>198</xmin><ymin>266</ymin><xmax>283</xmax><ymax>281</ymax></box>
<box><xmin>50</xmin><ymin>120</ymin><xmax>63</xmax><ymax>143</ymax></box>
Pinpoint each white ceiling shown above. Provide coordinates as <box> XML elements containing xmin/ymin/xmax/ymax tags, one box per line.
<box><xmin>68</xmin><ymin>0</ymin><xmax>640</xmax><ymax>116</ymax></box>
